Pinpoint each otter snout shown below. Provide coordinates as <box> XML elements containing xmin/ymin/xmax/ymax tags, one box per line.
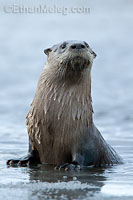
<box><xmin>70</xmin><ymin>43</ymin><xmax>86</xmax><ymax>50</ymax></box>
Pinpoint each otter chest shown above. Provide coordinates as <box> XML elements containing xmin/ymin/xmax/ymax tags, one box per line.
<box><xmin>43</xmin><ymin>86</ymin><xmax>91</xmax><ymax>132</ymax></box>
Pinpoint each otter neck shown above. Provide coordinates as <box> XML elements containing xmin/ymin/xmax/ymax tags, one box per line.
<box><xmin>39</xmin><ymin>65</ymin><xmax>93</xmax><ymax>125</ymax></box>
<box><xmin>45</xmin><ymin>62</ymin><xmax>91</xmax><ymax>86</ymax></box>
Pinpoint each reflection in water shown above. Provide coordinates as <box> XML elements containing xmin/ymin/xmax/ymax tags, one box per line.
<box><xmin>29</xmin><ymin>164</ymin><xmax>107</xmax><ymax>183</ymax></box>
<box><xmin>28</xmin><ymin>164</ymin><xmax>107</xmax><ymax>199</ymax></box>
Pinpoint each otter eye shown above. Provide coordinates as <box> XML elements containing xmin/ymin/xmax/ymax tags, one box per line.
<box><xmin>60</xmin><ymin>42</ymin><xmax>67</xmax><ymax>49</ymax></box>
<box><xmin>84</xmin><ymin>42</ymin><xmax>89</xmax><ymax>48</ymax></box>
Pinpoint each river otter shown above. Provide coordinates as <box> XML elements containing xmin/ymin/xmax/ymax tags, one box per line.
<box><xmin>7</xmin><ymin>40</ymin><xmax>122</xmax><ymax>169</ymax></box>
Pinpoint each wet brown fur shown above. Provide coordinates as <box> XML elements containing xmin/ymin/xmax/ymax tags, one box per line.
<box><xmin>26</xmin><ymin>41</ymin><xmax>122</xmax><ymax>166</ymax></box>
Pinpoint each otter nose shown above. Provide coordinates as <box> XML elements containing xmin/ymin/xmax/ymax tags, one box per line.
<box><xmin>70</xmin><ymin>43</ymin><xmax>86</xmax><ymax>50</ymax></box>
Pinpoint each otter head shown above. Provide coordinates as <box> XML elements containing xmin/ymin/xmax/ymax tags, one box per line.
<box><xmin>44</xmin><ymin>40</ymin><xmax>96</xmax><ymax>82</ymax></box>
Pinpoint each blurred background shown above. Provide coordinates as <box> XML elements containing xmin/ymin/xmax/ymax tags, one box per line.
<box><xmin>0</xmin><ymin>0</ymin><xmax>133</xmax><ymax>199</ymax></box>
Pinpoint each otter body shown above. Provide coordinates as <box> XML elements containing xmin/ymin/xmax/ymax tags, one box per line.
<box><xmin>7</xmin><ymin>41</ymin><xmax>122</xmax><ymax>168</ymax></box>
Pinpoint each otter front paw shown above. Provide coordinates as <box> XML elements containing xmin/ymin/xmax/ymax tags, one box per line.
<box><xmin>7</xmin><ymin>154</ymin><xmax>40</xmax><ymax>167</ymax></box>
<box><xmin>7</xmin><ymin>159</ymin><xmax>22</xmax><ymax>167</ymax></box>
<box><xmin>54</xmin><ymin>163</ymin><xmax>81</xmax><ymax>171</ymax></box>
<box><xmin>7</xmin><ymin>160</ymin><xmax>27</xmax><ymax>167</ymax></box>
<box><xmin>7</xmin><ymin>158</ymin><xmax>30</xmax><ymax>167</ymax></box>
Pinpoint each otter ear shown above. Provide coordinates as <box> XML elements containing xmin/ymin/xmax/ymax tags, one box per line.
<box><xmin>89</xmin><ymin>47</ymin><xmax>97</xmax><ymax>59</ymax></box>
<box><xmin>92</xmin><ymin>51</ymin><xmax>97</xmax><ymax>59</ymax></box>
<box><xmin>44</xmin><ymin>48</ymin><xmax>52</xmax><ymax>56</ymax></box>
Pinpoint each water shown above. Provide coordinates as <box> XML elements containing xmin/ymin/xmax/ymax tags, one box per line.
<box><xmin>0</xmin><ymin>0</ymin><xmax>133</xmax><ymax>199</ymax></box>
